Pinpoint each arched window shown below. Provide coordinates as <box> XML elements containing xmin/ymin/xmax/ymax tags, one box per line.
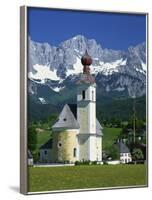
<box><xmin>73</xmin><ymin>148</ymin><xmax>77</xmax><ymax>157</ymax></box>
<box><xmin>92</xmin><ymin>90</ymin><xmax>94</xmax><ymax>101</ymax></box>
<box><xmin>58</xmin><ymin>142</ymin><xmax>62</xmax><ymax>148</ymax></box>
<box><xmin>82</xmin><ymin>90</ymin><xmax>85</xmax><ymax>100</ymax></box>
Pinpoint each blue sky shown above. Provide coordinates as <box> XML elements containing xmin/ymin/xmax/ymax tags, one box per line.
<box><xmin>28</xmin><ymin>7</ymin><xmax>146</xmax><ymax>50</ymax></box>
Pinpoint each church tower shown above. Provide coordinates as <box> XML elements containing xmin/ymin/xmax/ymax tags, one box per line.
<box><xmin>77</xmin><ymin>51</ymin><xmax>98</xmax><ymax>161</ymax></box>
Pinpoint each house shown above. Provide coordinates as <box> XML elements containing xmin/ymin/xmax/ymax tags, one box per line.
<box><xmin>118</xmin><ymin>140</ymin><xmax>132</xmax><ymax>164</ymax></box>
<box><xmin>39</xmin><ymin>51</ymin><xmax>103</xmax><ymax>163</ymax></box>
<box><xmin>39</xmin><ymin>139</ymin><xmax>52</xmax><ymax>163</ymax></box>
<box><xmin>28</xmin><ymin>150</ymin><xmax>33</xmax><ymax>166</ymax></box>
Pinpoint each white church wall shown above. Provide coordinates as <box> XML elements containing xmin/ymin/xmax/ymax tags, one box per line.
<box><xmin>77</xmin><ymin>103</ymin><xmax>89</xmax><ymax>133</ymax></box>
<box><xmin>77</xmin><ymin>82</ymin><xmax>101</xmax><ymax>162</ymax></box>
<box><xmin>78</xmin><ymin>134</ymin><xmax>90</xmax><ymax>161</ymax></box>
<box><xmin>77</xmin><ymin>84</ymin><xmax>96</xmax><ymax>102</ymax></box>
<box><xmin>89</xmin><ymin>135</ymin><xmax>97</xmax><ymax>161</ymax></box>
<box><xmin>77</xmin><ymin>85</ymin><xmax>88</xmax><ymax>101</ymax></box>
<box><xmin>87</xmin><ymin>85</ymin><xmax>96</xmax><ymax>101</ymax></box>
<box><xmin>88</xmin><ymin>101</ymin><xmax>96</xmax><ymax>134</ymax></box>
<box><xmin>96</xmin><ymin>136</ymin><xmax>102</xmax><ymax>161</ymax></box>
<box><xmin>77</xmin><ymin>85</ymin><xmax>96</xmax><ymax>135</ymax></box>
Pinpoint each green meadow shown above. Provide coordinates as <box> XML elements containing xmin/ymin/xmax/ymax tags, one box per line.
<box><xmin>102</xmin><ymin>127</ymin><xmax>122</xmax><ymax>150</ymax></box>
<box><xmin>28</xmin><ymin>164</ymin><xmax>147</xmax><ymax>192</ymax></box>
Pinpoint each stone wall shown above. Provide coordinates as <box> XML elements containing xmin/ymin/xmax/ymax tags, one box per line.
<box><xmin>52</xmin><ymin>129</ymin><xmax>78</xmax><ymax>163</ymax></box>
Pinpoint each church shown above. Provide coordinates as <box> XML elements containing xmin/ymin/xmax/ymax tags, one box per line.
<box><xmin>39</xmin><ymin>51</ymin><xmax>103</xmax><ymax>163</ymax></box>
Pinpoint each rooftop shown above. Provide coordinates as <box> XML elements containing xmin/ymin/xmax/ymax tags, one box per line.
<box><xmin>40</xmin><ymin>139</ymin><xmax>52</xmax><ymax>149</ymax></box>
<box><xmin>118</xmin><ymin>140</ymin><xmax>130</xmax><ymax>153</ymax></box>
<box><xmin>52</xmin><ymin>103</ymin><xmax>103</xmax><ymax>135</ymax></box>
<box><xmin>52</xmin><ymin>104</ymin><xmax>79</xmax><ymax>129</ymax></box>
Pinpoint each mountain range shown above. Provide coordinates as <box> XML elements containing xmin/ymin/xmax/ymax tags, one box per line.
<box><xmin>27</xmin><ymin>35</ymin><xmax>146</xmax><ymax>121</ymax></box>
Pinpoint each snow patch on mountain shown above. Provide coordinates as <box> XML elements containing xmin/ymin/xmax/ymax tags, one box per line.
<box><xmin>114</xmin><ymin>87</ymin><xmax>125</xmax><ymax>92</ymax></box>
<box><xmin>135</xmin><ymin>67</ymin><xmax>145</xmax><ymax>74</ymax></box>
<box><xmin>28</xmin><ymin>64</ymin><xmax>60</xmax><ymax>81</ymax></box>
<box><xmin>51</xmin><ymin>86</ymin><xmax>65</xmax><ymax>92</ymax></box>
<box><xmin>38</xmin><ymin>97</ymin><xmax>47</xmax><ymax>104</ymax></box>
<box><xmin>141</xmin><ymin>62</ymin><xmax>146</xmax><ymax>71</ymax></box>
<box><xmin>92</xmin><ymin>58</ymin><xmax>127</xmax><ymax>76</ymax></box>
<box><xmin>28</xmin><ymin>36</ymin><xmax>146</xmax><ymax>98</ymax></box>
<box><xmin>66</xmin><ymin>57</ymin><xmax>83</xmax><ymax>77</ymax></box>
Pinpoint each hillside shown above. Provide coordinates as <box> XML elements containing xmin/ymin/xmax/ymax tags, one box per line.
<box><xmin>28</xmin><ymin>95</ymin><xmax>146</xmax><ymax>122</ymax></box>
<box><xmin>102</xmin><ymin>127</ymin><xmax>122</xmax><ymax>151</ymax></box>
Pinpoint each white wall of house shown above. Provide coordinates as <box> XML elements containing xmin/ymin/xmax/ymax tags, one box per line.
<box><xmin>120</xmin><ymin>153</ymin><xmax>132</xmax><ymax>163</ymax></box>
<box><xmin>28</xmin><ymin>158</ymin><xmax>33</xmax><ymax>166</ymax></box>
<box><xmin>40</xmin><ymin>149</ymin><xmax>52</xmax><ymax>163</ymax></box>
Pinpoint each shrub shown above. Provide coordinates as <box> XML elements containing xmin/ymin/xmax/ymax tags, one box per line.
<box><xmin>132</xmin><ymin>148</ymin><xmax>144</xmax><ymax>161</ymax></box>
<box><xmin>108</xmin><ymin>145</ymin><xmax>119</xmax><ymax>160</ymax></box>
<box><xmin>28</xmin><ymin>126</ymin><xmax>37</xmax><ymax>151</ymax></box>
<box><xmin>103</xmin><ymin>161</ymin><xmax>108</xmax><ymax>165</ymax></box>
<box><xmin>75</xmin><ymin>160</ymin><xmax>91</xmax><ymax>165</ymax></box>
<box><xmin>32</xmin><ymin>152</ymin><xmax>39</xmax><ymax>163</ymax></box>
<box><xmin>75</xmin><ymin>161</ymin><xmax>81</xmax><ymax>165</ymax></box>
<box><xmin>63</xmin><ymin>160</ymin><xmax>70</xmax><ymax>164</ymax></box>
<box><xmin>91</xmin><ymin>161</ymin><xmax>98</xmax><ymax>165</ymax></box>
<box><xmin>83</xmin><ymin>160</ymin><xmax>90</xmax><ymax>165</ymax></box>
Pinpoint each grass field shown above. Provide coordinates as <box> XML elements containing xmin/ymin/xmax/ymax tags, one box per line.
<box><xmin>102</xmin><ymin>127</ymin><xmax>122</xmax><ymax>150</ymax></box>
<box><xmin>28</xmin><ymin>164</ymin><xmax>147</xmax><ymax>192</ymax></box>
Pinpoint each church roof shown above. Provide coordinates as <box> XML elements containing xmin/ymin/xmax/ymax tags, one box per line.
<box><xmin>40</xmin><ymin>139</ymin><xmax>52</xmax><ymax>149</ymax></box>
<box><xmin>118</xmin><ymin>140</ymin><xmax>130</xmax><ymax>153</ymax></box>
<box><xmin>52</xmin><ymin>103</ymin><xmax>103</xmax><ymax>136</ymax></box>
<box><xmin>77</xmin><ymin>73</ymin><xmax>95</xmax><ymax>84</ymax></box>
<box><xmin>52</xmin><ymin>104</ymin><xmax>80</xmax><ymax>129</ymax></box>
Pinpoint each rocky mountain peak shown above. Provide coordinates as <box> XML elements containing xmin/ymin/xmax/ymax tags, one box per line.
<box><xmin>28</xmin><ymin>35</ymin><xmax>146</xmax><ymax>99</ymax></box>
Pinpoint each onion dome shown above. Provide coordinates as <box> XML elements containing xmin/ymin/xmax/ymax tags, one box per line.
<box><xmin>77</xmin><ymin>50</ymin><xmax>95</xmax><ymax>84</ymax></box>
<box><xmin>81</xmin><ymin>50</ymin><xmax>92</xmax><ymax>66</ymax></box>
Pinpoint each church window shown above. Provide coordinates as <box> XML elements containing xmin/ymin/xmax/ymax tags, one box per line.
<box><xmin>73</xmin><ymin>148</ymin><xmax>77</xmax><ymax>157</ymax></box>
<box><xmin>63</xmin><ymin>118</ymin><xmax>67</xmax><ymax>121</ymax></box>
<box><xmin>92</xmin><ymin>90</ymin><xmax>94</xmax><ymax>101</ymax></box>
<box><xmin>58</xmin><ymin>142</ymin><xmax>62</xmax><ymax>148</ymax></box>
<box><xmin>82</xmin><ymin>90</ymin><xmax>85</xmax><ymax>100</ymax></box>
<box><xmin>44</xmin><ymin>150</ymin><xmax>47</xmax><ymax>155</ymax></box>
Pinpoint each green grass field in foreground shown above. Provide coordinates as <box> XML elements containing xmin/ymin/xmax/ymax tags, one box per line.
<box><xmin>28</xmin><ymin>164</ymin><xmax>147</xmax><ymax>192</ymax></box>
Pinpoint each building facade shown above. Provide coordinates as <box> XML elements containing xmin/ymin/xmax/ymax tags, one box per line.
<box><xmin>40</xmin><ymin>51</ymin><xmax>103</xmax><ymax>163</ymax></box>
<box><xmin>118</xmin><ymin>140</ymin><xmax>132</xmax><ymax>163</ymax></box>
